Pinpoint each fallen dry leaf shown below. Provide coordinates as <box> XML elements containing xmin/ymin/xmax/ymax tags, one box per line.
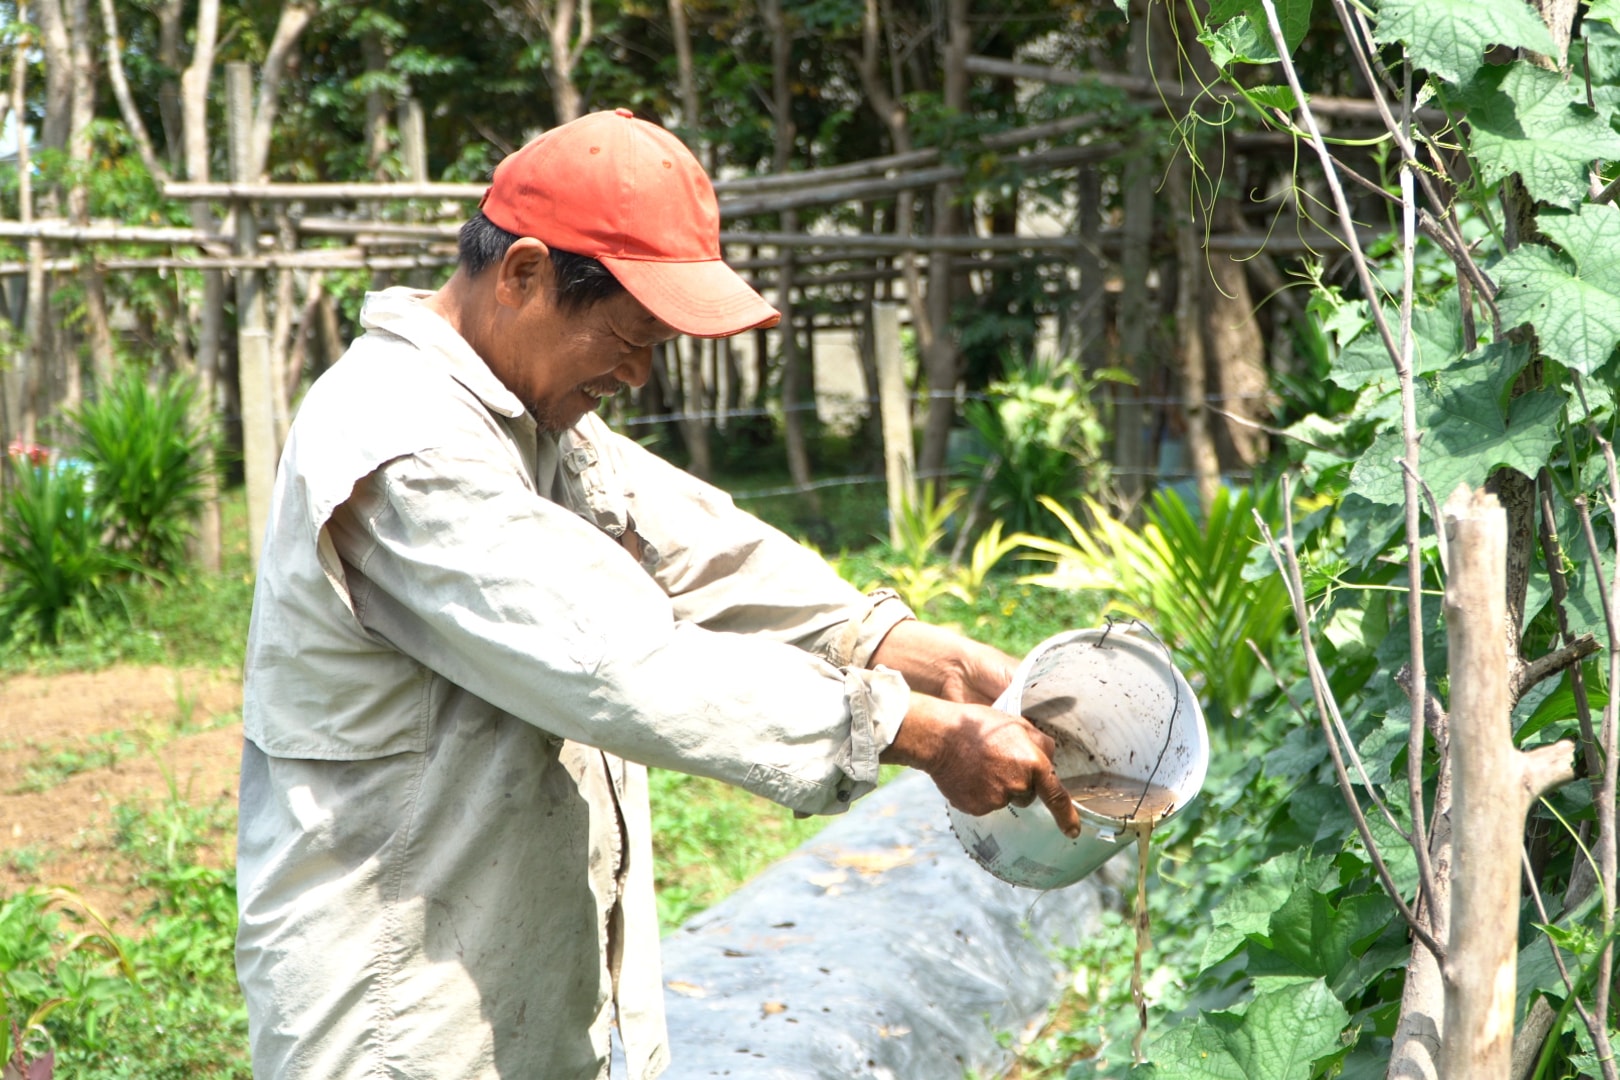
<box><xmin>761</xmin><ymin>1001</ymin><xmax>787</xmax><ymax>1016</ymax></box>
<box><xmin>666</xmin><ymin>980</ymin><xmax>707</xmax><ymax>998</ymax></box>
<box><xmin>830</xmin><ymin>846</ymin><xmax>915</xmax><ymax>876</ymax></box>
<box><xmin>806</xmin><ymin>869</ymin><xmax>849</xmax><ymax>889</ymax></box>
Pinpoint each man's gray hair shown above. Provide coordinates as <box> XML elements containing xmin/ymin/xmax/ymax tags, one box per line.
<box><xmin>456</xmin><ymin>212</ymin><xmax>626</xmax><ymax>314</ymax></box>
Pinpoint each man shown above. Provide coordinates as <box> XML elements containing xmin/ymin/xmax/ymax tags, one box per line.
<box><xmin>236</xmin><ymin>108</ymin><xmax>1078</xmax><ymax>1080</ymax></box>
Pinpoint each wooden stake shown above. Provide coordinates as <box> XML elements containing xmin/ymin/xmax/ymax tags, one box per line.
<box><xmin>873</xmin><ymin>302</ymin><xmax>914</xmax><ymax>546</ymax></box>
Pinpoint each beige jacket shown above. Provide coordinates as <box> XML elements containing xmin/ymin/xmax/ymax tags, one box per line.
<box><xmin>236</xmin><ymin>288</ymin><xmax>914</xmax><ymax>1080</ymax></box>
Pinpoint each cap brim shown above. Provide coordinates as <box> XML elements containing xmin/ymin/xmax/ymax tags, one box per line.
<box><xmin>599</xmin><ymin>256</ymin><xmax>781</xmax><ymax>339</ymax></box>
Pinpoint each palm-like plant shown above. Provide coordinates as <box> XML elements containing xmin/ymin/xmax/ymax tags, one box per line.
<box><xmin>69</xmin><ymin>371</ymin><xmax>212</xmax><ymax>573</ymax></box>
<box><xmin>0</xmin><ymin>462</ymin><xmax>140</xmax><ymax>645</ymax></box>
<box><xmin>1013</xmin><ymin>484</ymin><xmax>1293</xmax><ymax>727</ymax></box>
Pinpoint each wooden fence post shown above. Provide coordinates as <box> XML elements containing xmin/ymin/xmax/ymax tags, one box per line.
<box><xmin>873</xmin><ymin>301</ymin><xmax>913</xmax><ymax>546</ymax></box>
<box><xmin>228</xmin><ymin>61</ymin><xmax>276</xmax><ymax>566</ymax></box>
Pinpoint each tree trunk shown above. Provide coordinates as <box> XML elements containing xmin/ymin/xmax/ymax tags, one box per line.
<box><xmin>668</xmin><ymin>0</ymin><xmax>703</xmax><ymax>161</ymax></box>
<box><xmin>68</xmin><ymin>0</ymin><xmax>111</xmax><ymax>398</ymax></box>
<box><xmin>34</xmin><ymin>0</ymin><xmax>71</xmax><ymax>155</ymax></box>
<box><xmin>1114</xmin><ymin>0</ymin><xmax>1158</xmax><ymax>513</ymax></box>
<box><xmin>1438</xmin><ymin>488</ymin><xmax>1574</xmax><ymax>1077</ymax></box>
<box><xmin>362</xmin><ymin>29</ymin><xmax>392</xmax><ymax>176</ymax></box>
<box><xmin>854</xmin><ymin>0</ymin><xmax>932</xmax><ymax>388</ymax></box>
<box><xmin>916</xmin><ymin>0</ymin><xmax>969</xmax><ymax>494</ymax></box>
<box><xmin>98</xmin><ymin>0</ymin><xmax>166</xmax><ymax>184</ymax></box>
<box><xmin>1169</xmin><ymin>158</ymin><xmax>1220</xmax><ymax>513</ymax></box>
<box><xmin>6</xmin><ymin>4</ymin><xmax>40</xmax><ymax>447</ymax></box>
<box><xmin>1069</xmin><ymin>169</ymin><xmax>1107</xmax><ymax>372</ymax></box>
<box><xmin>183</xmin><ymin>0</ymin><xmax>222</xmax><ymax>571</ymax></box>
<box><xmin>672</xmin><ymin>337</ymin><xmax>712</xmax><ymax>480</ymax></box>
<box><xmin>247</xmin><ymin>3</ymin><xmax>313</xmax><ymax>180</ymax></box>
<box><xmin>530</xmin><ymin>0</ymin><xmax>590</xmax><ymax>123</ymax></box>
<box><xmin>1205</xmin><ymin>248</ymin><xmax>1268</xmax><ymax>471</ymax></box>
<box><xmin>229</xmin><ymin>62</ymin><xmax>277</xmax><ymax>568</ymax></box>
<box><xmin>156</xmin><ymin>0</ymin><xmax>184</xmax><ymax>175</ymax></box>
<box><xmin>763</xmin><ymin>0</ymin><xmax>819</xmax><ymax>516</ymax></box>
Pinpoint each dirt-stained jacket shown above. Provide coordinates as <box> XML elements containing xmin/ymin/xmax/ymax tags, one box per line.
<box><xmin>236</xmin><ymin>287</ymin><xmax>914</xmax><ymax>1080</ymax></box>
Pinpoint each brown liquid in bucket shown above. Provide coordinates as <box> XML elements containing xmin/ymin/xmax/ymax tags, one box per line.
<box><xmin>1065</xmin><ymin>772</ymin><xmax>1178</xmax><ymax>1063</ymax></box>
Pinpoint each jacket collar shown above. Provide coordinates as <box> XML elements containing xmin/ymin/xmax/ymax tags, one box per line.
<box><xmin>358</xmin><ymin>287</ymin><xmax>528</xmax><ymax>420</ymax></box>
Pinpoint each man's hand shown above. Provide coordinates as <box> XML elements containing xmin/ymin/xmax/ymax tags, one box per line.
<box><xmin>881</xmin><ymin>692</ymin><xmax>1081</xmax><ymax>838</ymax></box>
<box><xmin>869</xmin><ymin>621</ymin><xmax>1019</xmax><ymax>706</ymax></box>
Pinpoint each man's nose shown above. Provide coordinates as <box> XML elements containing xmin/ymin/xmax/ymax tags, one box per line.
<box><xmin>614</xmin><ymin>345</ymin><xmax>655</xmax><ymax>389</ymax></box>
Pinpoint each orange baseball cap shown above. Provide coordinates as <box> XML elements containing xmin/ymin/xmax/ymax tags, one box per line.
<box><xmin>478</xmin><ymin>108</ymin><xmax>780</xmax><ymax>339</ymax></box>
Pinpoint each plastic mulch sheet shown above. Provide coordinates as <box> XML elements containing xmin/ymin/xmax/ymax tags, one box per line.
<box><xmin>619</xmin><ymin>771</ymin><xmax>1120</xmax><ymax>1079</ymax></box>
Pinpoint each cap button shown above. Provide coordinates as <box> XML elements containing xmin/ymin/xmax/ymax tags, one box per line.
<box><xmin>615</xmin><ymin>107</ymin><xmax>633</xmax><ymax>118</ymax></box>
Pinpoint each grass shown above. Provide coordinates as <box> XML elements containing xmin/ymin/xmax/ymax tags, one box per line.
<box><xmin>650</xmin><ymin>769</ymin><xmax>831</xmax><ymax>931</ymax></box>
<box><xmin>0</xmin><ymin>490</ymin><xmax>256</xmax><ymax>675</ymax></box>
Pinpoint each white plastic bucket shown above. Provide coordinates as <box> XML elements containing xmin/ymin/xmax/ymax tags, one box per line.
<box><xmin>948</xmin><ymin>624</ymin><xmax>1210</xmax><ymax>889</ymax></box>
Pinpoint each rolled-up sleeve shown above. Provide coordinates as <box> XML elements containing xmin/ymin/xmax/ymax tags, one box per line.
<box><xmin>327</xmin><ymin>445</ymin><xmax>908</xmax><ymax>815</ymax></box>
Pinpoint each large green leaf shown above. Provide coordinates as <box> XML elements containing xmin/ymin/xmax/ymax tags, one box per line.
<box><xmin>1460</xmin><ymin>63</ymin><xmax>1620</xmax><ymax>208</ymax></box>
<box><xmin>1254</xmin><ymin>885</ymin><xmax>1398</xmax><ymax>998</ymax></box>
<box><xmin>1199</xmin><ymin>848</ymin><xmax>1334</xmax><ymax>968</ymax></box>
<box><xmin>1143</xmin><ymin>979</ymin><xmax>1350</xmax><ymax>1080</ymax></box>
<box><xmin>1495</xmin><ymin>204</ymin><xmax>1620</xmax><ymax>375</ymax></box>
<box><xmin>1206</xmin><ymin>0</ymin><xmax>1315</xmax><ymax>62</ymax></box>
<box><xmin>1329</xmin><ymin>293</ymin><xmax>1467</xmax><ymax>390</ymax></box>
<box><xmin>1373</xmin><ymin>0</ymin><xmax>1557</xmax><ymax>84</ymax></box>
<box><xmin>1348</xmin><ymin>341</ymin><xmax>1563</xmax><ymax>506</ymax></box>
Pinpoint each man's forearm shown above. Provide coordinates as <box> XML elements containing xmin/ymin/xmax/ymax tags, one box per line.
<box><xmin>868</xmin><ymin>620</ymin><xmax>1017</xmax><ymax>706</ymax></box>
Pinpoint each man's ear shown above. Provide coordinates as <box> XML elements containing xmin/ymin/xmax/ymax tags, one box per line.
<box><xmin>494</xmin><ymin>237</ymin><xmax>551</xmax><ymax>308</ymax></box>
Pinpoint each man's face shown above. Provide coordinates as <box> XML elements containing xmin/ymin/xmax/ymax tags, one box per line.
<box><xmin>485</xmin><ymin>245</ymin><xmax>680</xmax><ymax>433</ymax></box>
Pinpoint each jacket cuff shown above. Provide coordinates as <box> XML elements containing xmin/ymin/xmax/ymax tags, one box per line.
<box><xmin>826</xmin><ymin>588</ymin><xmax>916</xmax><ymax>670</ymax></box>
<box><xmin>828</xmin><ymin>664</ymin><xmax>910</xmax><ymax>806</ymax></box>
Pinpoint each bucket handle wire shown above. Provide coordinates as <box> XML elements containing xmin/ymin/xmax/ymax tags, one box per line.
<box><xmin>1096</xmin><ymin>617</ymin><xmax>1182</xmax><ymax>825</ymax></box>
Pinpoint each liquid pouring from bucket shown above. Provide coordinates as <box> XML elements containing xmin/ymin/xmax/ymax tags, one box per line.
<box><xmin>948</xmin><ymin>622</ymin><xmax>1210</xmax><ymax>890</ymax></box>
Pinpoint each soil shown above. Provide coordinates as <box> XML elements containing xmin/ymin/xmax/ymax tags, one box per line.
<box><xmin>0</xmin><ymin>665</ymin><xmax>244</xmax><ymax>932</ymax></box>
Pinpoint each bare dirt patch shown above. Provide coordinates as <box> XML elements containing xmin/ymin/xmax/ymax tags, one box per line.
<box><xmin>1</xmin><ymin>665</ymin><xmax>243</xmax><ymax>932</ymax></box>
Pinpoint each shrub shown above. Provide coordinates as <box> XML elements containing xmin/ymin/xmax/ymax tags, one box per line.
<box><xmin>69</xmin><ymin>371</ymin><xmax>212</xmax><ymax>574</ymax></box>
<box><xmin>0</xmin><ymin>461</ymin><xmax>139</xmax><ymax>646</ymax></box>
<box><xmin>960</xmin><ymin>353</ymin><xmax>1124</xmax><ymax>541</ymax></box>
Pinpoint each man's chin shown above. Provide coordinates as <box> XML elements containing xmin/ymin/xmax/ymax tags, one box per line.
<box><xmin>535</xmin><ymin>401</ymin><xmax>597</xmax><ymax>435</ymax></box>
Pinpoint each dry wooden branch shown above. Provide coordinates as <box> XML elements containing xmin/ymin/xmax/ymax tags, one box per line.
<box><xmin>1440</xmin><ymin>487</ymin><xmax>1576</xmax><ymax>1078</ymax></box>
<box><xmin>1512</xmin><ymin>636</ymin><xmax>1601</xmax><ymax>702</ymax></box>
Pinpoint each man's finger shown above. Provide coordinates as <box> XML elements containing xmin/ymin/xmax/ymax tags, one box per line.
<box><xmin>1035</xmin><ymin>766</ymin><xmax>1081</xmax><ymax>838</ymax></box>
<box><xmin>1021</xmin><ymin>720</ymin><xmax>1058</xmax><ymax>762</ymax></box>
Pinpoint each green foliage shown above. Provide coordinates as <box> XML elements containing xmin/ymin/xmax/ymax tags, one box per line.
<box><xmin>0</xmin><ymin>486</ymin><xmax>255</xmax><ymax>674</ymax></box>
<box><xmin>1371</xmin><ymin>0</ymin><xmax>1555</xmax><ymax>85</ymax></box>
<box><xmin>1453</xmin><ymin>62</ymin><xmax>1620</xmax><ymax>209</ymax></box>
<box><xmin>1494</xmin><ymin>204</ymin><xmax>1620</xmax><ymax>376</ymax></box>
<box><xmin>1200</xmin><ymin>0</ymin><xmax>1316</xmax><ymax>64</ymax></box>
<box><xmin>0</xmin><ymin>462</ymin><xmax>140</xmax><ymax>647</ymax></box>
<box><xmin>876</xmin><ymin>484</ymin><xmax>975</xmax><ymax>612</ymax></box>
<box><xmin>1088</xmin><ymin>0</ymin><xmax>1620</xmax><ymax>1074</ymax></box>
<box><xmin>70</xmin><ymin>371</ymin><xmax>214</xmax><ymax>574</ymax></box>
<box><xmin>648</xmin><ymin>768</ymin><xmax>829</xmax><ymax>931</ymax></box>
<box><xmin>1014</xmin><ymin>485</ymin><xmax>1293</xmax><ymax>727</ymax></box>
<box><xmin>960</xmin><ymin>354</ymin><xmax>1122</xmax><ymax>541</ymax></box>
<box><xmin>0</xmin><ymin>889</ymin><xmax>141</xmax><ymax>1075</ymax></box>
